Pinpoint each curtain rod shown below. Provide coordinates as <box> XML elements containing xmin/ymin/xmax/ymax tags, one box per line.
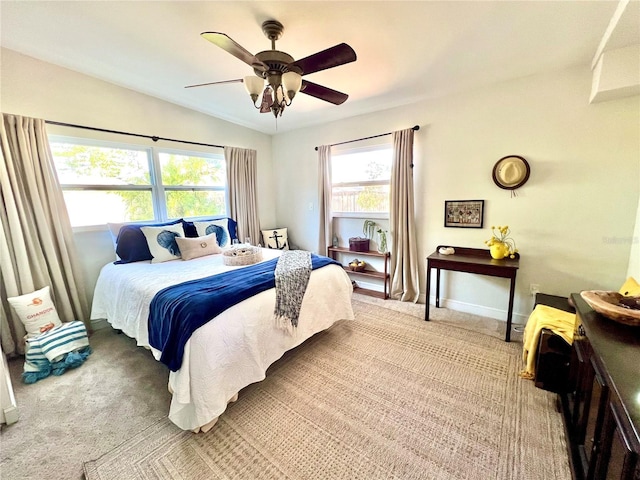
<box><xmin>314</xmin><ymin>125</ymin><xmax>420</xmax><ymax>151</ymax></box>
<box><xmin>45</xmin><ymin>120</ymin><xmax>225</xmax><ymax>149</ymax></box>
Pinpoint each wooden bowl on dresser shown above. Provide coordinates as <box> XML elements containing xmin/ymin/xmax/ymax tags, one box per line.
<box><xmin>580</xmin><ymin>290</ymin><xmax>640</xmax><ymax>327</ymax></box>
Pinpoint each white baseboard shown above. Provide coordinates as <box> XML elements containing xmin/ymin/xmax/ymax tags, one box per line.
<box><xmin>417</xmin><ymin>293</ymin><xmax>528</xmax><ymax>326</ymax></box>
<box><xmin>351</xmin><ymin>279</ymin><xmax>384</xmax><ymax>293</ymax></box>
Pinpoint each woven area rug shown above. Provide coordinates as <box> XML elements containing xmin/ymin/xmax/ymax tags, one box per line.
<box><xmin>84</xmin><ymin>299</ymin><xmax>570</xmax><ymax>480</ymax></box>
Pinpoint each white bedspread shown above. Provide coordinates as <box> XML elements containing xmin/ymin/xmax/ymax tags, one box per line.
<box><xmin>91</xmin><ymin>249</ymin><xmax>354</xmax><ymax>430</ymax></box>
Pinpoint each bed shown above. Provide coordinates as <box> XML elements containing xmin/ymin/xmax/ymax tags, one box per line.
<box><xmin>90</xmin><ymin>247</ymin><xmax>355</xmax><ymax>431</ymax></box>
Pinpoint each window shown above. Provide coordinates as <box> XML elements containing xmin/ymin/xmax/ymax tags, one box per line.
<box><xmin>331</xmin><ymin>144</ymin><xmax>392</xmax><ymax>216</ymax></box>
<box><xmin>49</xmin><ymin>137</ymin><xmax>226</xmax><ymax>227</ymax></box>
<box><xmin>158</xmin><ymin>152</ymin><xmax>226</xmax><ymax>219</ymax></box>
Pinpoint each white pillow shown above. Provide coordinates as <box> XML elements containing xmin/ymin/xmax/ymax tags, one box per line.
<box><xmin>107</xmin><ymin>222</ymin><xmax>125</xmax><ymax>244</ymax></box>
<box><xmin>261</xmin><ymin>228</ymin><xmax>289</xmax><ymax>250</ymax></box>
<box><xmin>140</xmin><ymin>224</ymin><xmax>185</xmax><ymax>263</ymax></box>
<box><xmin>7</xmin><ymin>286</ymin><xmax>63</xmax><ymax>338</ymax></box>
<box><xmin>175</xmin><ymin>233</ymin><xmax>222</xmax><ymax>260</ymax></box>
<box><xmin>194</xmin><ymin>219</ymin><xmax>232</xmax><ymax>248</ymax></box>
<box><xmin>107</xmin><ymin>222</ymin><xmax>126</xmax><ymax>260</ymax></box>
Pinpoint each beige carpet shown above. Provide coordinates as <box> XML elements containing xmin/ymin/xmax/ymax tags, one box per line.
<box><xmin>84</xmin><ymin>299</ymin><xmax>569</xmax><ymax>480</ymax></box>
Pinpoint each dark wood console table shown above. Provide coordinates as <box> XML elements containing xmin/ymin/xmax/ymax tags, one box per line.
<box><xmin>425</xmin><ymin>246</ymin><xmax>520</xmax><ymax>342</ymax></box>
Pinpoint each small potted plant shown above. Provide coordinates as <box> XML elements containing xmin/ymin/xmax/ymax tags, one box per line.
<box><xmin>362</xmin><ymin>220</ymin><xmax>388</xmax><ymax>254</ymax></box>
<box><xmin>485</xmin><ymin>225</ymin><xmax>518</xmax><ymax>259</ymax></box>
<box><xmin>362</xmin><ymin>220</ymin><xmax>377</xmax><ymax>240</ymax></box>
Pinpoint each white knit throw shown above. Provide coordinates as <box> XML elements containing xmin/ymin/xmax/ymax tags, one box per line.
<box><xmin>274</xmin><ymin>250</ymin><xmax>312</xmax><ymax>333</ymax></box>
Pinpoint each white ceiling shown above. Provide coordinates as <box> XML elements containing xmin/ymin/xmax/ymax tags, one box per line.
<box><xmin>1</xmin><ymin>1</ymin><xmax>638</xmax><ymax>135</ymax></box>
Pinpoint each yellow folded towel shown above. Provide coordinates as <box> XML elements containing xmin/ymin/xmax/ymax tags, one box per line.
<box><xmin>519</xmin><ymin>305</ymin><xmax>577</xmax><ymax>380</ymax></box>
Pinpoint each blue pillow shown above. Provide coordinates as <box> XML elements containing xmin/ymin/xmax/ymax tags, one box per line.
<box><xmin>114</xmin><ymin>219</ymin><xmax>182</xmax><ymax>264</ymax></box>
<box><xmin>182</xmin><ymin>217</ymin><xmax>237</xmax><ymax>241</ymax></box>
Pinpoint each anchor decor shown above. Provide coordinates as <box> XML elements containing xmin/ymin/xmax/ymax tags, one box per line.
<box><xmin>262</xmin><ymin>228</ymin><xmax>289</xmax><ymax>250</ymax></box>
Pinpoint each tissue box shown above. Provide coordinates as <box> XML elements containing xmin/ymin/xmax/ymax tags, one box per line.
<box><xmin>349</xmin><ymin>237</ymin><xmax>370</xmax><ymax>252</ymax></box>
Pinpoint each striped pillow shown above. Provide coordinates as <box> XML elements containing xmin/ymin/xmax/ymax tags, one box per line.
<box><xmin>25</xmin><ymin>321</ymin><xmax>89</xmax><ymax>366</ymax></box>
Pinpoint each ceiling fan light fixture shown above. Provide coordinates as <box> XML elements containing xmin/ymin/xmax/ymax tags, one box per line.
<box><xmin>259</xmin><ymin>86</ymin><xmax>273</xmax><ymax>113</ymax></box>
<box><xmin>244</xmin><ymin>75</ymin><xmax>265</xmax><ymax>102</ymax></box>
<box><xmin>282</xmin><ymin>71</ymin><xmax>302</xmax><ymax>101</ymax></box>
<box><xmin>197</xmin><ymin>20</ymin><xmax>356</xmax><ymax>120</ymax></box>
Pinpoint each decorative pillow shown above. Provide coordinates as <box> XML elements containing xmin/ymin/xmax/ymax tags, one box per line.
<box><xmin>29</xmin><ymin>321</ymin><xmax>90</xmax><ymax>362</ymax></box>
<box><xmin>23</xmin><ymin>321</ymin><xmax>92</xmax><ymax>384</ymax></box>
<box><xmin>114</xmin><ymin>219</ymin><xmax>182</xmax><ymax>264</ymax></box>
<box><xmin>140</xmin><ymin>224</ymin><xmax>185</xmax><ymax>263</ymax></box>
<box><xmin>194</xmin><ymin>219</ymin><xmax>232</xmax><ymax>248</ymax></box>
<box><xmin>261</xmin><ymin>228</ymin><xmax>289</xmax><ymax>250</ymax></box>
<box><xmin>619</xmin><ymin>277</ymin><xmax>640</xmax><ymax>296</ymax></box>
<box><xmin>107</xmin><ymin>222</ymin><xmax>126</xmax><ymax>258</ymax></box>
<box><xmin>7</xmin><ymin>286</ymin><xmax>63</xmax><ymax>338</ymax></box>
<box><xmin>107</xmin><ymin>222</ymin><xmax>128</xmax><ymax>245</ymax></box>
<box><xmin>182</xmin><ymin>217</ymin><xmax>238</xmax><ymax>241</ymax></box>
<box><xmin>175</xmin><ymin>233</ymin><xmax>222</xmax><ymax>260</ymax></box>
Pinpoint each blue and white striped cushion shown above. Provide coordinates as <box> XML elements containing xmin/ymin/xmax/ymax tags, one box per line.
<box><xmin>24</xmin><ymin>337</ymin><xmax>49</xmax><ymax>373</ymax></box>
<box><xmin>25</xmin><ymin>321</ymin><xmax>89</xmax><ymax>368</ymax></box>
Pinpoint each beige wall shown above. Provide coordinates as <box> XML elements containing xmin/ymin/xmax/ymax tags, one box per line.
<box><xmin>1</xmin><ymin>48</ymin><xmax>275</xmax><ymax>301</ymax></box>
<box><xmin>272</xmin><ymin>64</ymin><xmax>640</xmax><ymax>324</ymax></box>
<box><xmin>3</xmin><ymin>48</ymin><xmax>639</xmax><ymax>324</ymax></box>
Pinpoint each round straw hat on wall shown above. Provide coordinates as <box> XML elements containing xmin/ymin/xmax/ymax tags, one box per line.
<box><xmin>492</xmin><ymin>155</ymin><xmax>530</xmax><ymax>190</ymax></box>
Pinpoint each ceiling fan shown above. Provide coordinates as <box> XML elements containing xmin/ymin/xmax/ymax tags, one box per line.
<box><xmin>186</xmin><ymin>20</ymin><xmax>357</xmax><ymax>118</ymax></box>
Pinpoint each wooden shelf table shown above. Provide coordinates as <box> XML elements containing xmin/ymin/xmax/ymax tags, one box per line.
<box><xmin>425</xmin><ymin>245</ymin><xmax>520</xmax><ymax>342</ymax></box>
<box><xmin>328</xmin><ymin>246</ymin><xmax>390</xmax><ymax>299</ymax></box>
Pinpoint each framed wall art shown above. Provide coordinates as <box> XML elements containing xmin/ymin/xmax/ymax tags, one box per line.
<box><xmin>444</xmin><ymin>200</ymin><xmax>484</xmax><ymax>228</ymax></box>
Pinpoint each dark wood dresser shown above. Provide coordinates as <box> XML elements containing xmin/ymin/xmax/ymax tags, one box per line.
<box><xmin>562</xmin><ymin>293</ymin><xmax>640</xmax><ymax>480</ymax></box>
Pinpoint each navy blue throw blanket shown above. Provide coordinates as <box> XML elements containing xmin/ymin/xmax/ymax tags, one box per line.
<box><xmin>148</xmin><ymin>254</ymin><xmax>339</xmax><ymax>371</ymax></box>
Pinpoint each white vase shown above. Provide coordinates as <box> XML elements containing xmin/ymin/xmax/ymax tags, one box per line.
<box><xmin>377</xmin><ymin>231</ymin><xmax>388</xmax><ymax>254</ymax></box>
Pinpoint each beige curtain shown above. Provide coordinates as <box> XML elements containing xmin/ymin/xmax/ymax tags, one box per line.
<box><xmin>224</xmin><ymin>146</ymin><xmax>261</xmax><ymax>245</ymax></box>
<box><xmin>0</xmin><ymin>113</ymin><xmax>91</xmax><ymax>355</ymax></box>
<box><xmin>317</xmin><ymin>145</ymin><xmax>332</xmax><ymax>256</ymax></box>
<box><xmin>389</xmin><ymin>128</ymin><xmax>420</xmax><ymax>302</ymax></box>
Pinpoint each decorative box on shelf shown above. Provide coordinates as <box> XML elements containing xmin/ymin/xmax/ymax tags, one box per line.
<box><xmin>349</xmin><ymin>237</ymin><xmax>370</xmax><ymax>252</ymax></box>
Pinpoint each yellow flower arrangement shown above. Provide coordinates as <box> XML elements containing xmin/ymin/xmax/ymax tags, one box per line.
<box><xmin>485</xmin><ymin>225</ymin><xmax>518</xmax><ymax>259</ymax></box>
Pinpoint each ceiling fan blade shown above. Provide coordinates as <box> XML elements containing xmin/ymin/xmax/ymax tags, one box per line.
<box><xmin>300</xmin><ymin>80</ymin><xmax>348</xmax><ymax>105</ymax></box>
<box><xmin>289</xmin><ymin>43</ymin><xmax>356</xmax><ymax>76</ymax></box>
<box><xmin>184</xmin><ymin>79</ymin><xmax>243</xmax><ymax>89</ymax></box>
<box><xmin>201</xmin><ymin>32</ymin><xmax>267</xmax><ymax>71</ymax></box>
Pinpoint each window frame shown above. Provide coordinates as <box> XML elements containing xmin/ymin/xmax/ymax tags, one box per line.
<box><xmin>49</xmin><ymin>135</ymin><xmax>228</xmax><ymax>230</ymax></box>
<box><xmin>330</xmin><ymin>142</ymin><xmax>392</xmax><ymax>220</ymax></box>
<box><xmin>153</xmin><ymin>146</ymin><xmax>228</xmax><ymax>221</ymax></box>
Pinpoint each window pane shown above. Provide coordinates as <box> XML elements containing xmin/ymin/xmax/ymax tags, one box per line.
<box><xmin>332</xmin><ymin>185</ymin><xmax>390</xmax><ymax>213</ymax></box>
<box><xmin>62</xmin><ymin>190</ymin><xmax>153</xmax><ymax>226</ymax></box>
<box><xmin>51</xmin><ymin>143</ymin><xmax>150</xmax><ymax>185</ymax></box>
<box><xmin>49</xmin><ymin>139</ymin><xmax>228</xmax><ymax>227</ymax></box>
<box><xmin>165</xmin><ymin>190</ymin><xmax>226</xmax><ymax>218</ymax></box>
<box><xmin>332</xmin><ymin>148</ymin><xmax>392</xmax><ymax>183</ymax></box>
<box><xmin>159</xmin><ymin>153</ymin><xmax>225</xmax><ymax>186</ymax></box>
<box><xmin>331</xmin><ymin>146</ymin><xmax>392</xmax><ymax>214</ymax></box>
